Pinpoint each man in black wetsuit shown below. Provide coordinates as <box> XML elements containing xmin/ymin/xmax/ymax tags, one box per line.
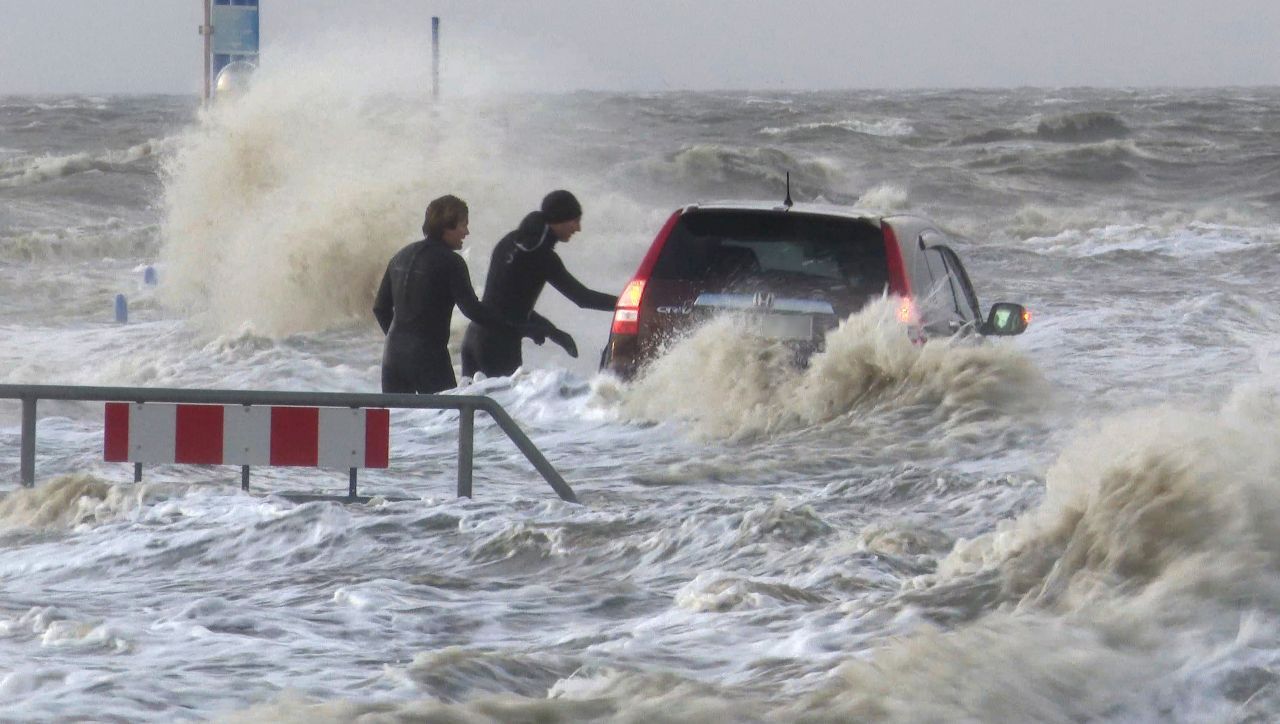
<box><xmin>373</xmin><ymin>195</ymin><xmax>546</xmax><ymax>394</ymax></box>
<box><xmin>460</xmin><ymin>190</ymin><xmax>618</xmax><ymax>378</ymax></box>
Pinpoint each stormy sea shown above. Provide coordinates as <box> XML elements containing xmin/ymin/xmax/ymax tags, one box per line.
<box><xmin>2</xmin><ymin>52</ymin><xmax>1279</xmax><ymax>722</ymax></box>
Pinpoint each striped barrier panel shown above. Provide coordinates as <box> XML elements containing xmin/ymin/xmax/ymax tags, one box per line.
<box><xmin>104</xmin><ymin>403</ymin><xmax>389</xmax><ymax>469</ymax></box>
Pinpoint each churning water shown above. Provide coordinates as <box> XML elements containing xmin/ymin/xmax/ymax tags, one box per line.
<box><xmin>2</xmin><ymin>48</ymin><xmax>1280</xmax><ymax>722</ymax></box>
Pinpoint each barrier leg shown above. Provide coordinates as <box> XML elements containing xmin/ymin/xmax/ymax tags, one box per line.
<box><xmin>134</xmin><ymin>463</ymin><xmax>142</xmax><ymax>483</ymax></box>
<box><xmin>458</xmin><ymin>405</ymin><xmax>473</xmax><ymax>498</ymax></box>
<box><xmin>348</xmin><ymin>468</ymin><xmax>357</xmax><ymax>499</ymax></box>
<box><xmin>241</xmin><ymin>465</ymin><xmax>250</xmax><ymax>492</ymax></box>
<box><xmin>20</xmin><ymin>396</ymin><xmax>36</xmax><ymax>487</ymax></box>
<box><xmin>481</xmin><ymin>404</ymin><xmax>578</xmax><ymax>503</ymax></box>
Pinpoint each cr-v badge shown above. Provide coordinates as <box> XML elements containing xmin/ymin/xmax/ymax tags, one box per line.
<box><xmin>655</xmin><ymin>300</ymin><xmax>696</xmax><ymax>315</ymax></box>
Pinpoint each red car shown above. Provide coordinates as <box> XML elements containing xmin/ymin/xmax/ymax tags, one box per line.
<box><xmin>601</xmin><ymin>201</ymin><xmax>1029</xmax><ymax>379</ymax></box>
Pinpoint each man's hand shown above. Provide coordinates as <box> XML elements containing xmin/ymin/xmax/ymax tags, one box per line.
<box><xmin>547</xmin><ymin>328</ymin><xmax>578</xmax><ymax>358</ymax></box>
<box><xmin>520</xmin><ymin>323</ymin><xmax>547</xmax><ymax>345</ymax></box>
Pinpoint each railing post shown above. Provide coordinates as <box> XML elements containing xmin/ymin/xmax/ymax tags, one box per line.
<box><xmin>20</xmin><ymin>395</ymin><xmax>36</xmax><ymax>487</ymax></box>
<box><xmin>457</xmin><ymin>404</ymin><xmax>473</xmax><ymax>498</ymax></box>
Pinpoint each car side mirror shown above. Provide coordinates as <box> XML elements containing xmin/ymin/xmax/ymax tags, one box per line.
<box><xmin>982</xmin><ymin>302</ymin><xmax>1030</xmax><ymax>336</ymax></box>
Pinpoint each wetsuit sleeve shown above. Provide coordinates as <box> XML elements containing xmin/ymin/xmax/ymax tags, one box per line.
<box><xmin>373</xmin><ymin>263</ymin><xmax>394</xmax><ymax>334</ymax></box>
<box><xmin>545</xmin><ymin>252</ymin><xmax>618</xmax><ymax>311</ymax></box>
<box><xmin>528</xmin><ymin>309</ymin><xmax>554</xmax><ymax>329</ymax></box>
<box><xmin>448</xmin><ymin>254</ymin><xmax>520</xmax><ymax>332</ymax></box>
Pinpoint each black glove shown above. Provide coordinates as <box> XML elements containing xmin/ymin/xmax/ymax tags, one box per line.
<box><xmin>520</xmin><ymin>323</ymin><xmax>547</xmax><ymax>345</ymax></box>
<box><xmin>547</xmin><ymin>328</ymin><xmax>578</xmax><ymax>358</ymax></box>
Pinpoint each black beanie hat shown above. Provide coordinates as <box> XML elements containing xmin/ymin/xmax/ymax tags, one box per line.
<box><xmin>541</xmin><ymin>190</ymin><xmax>582</xmax><ymax>224</ymax></box>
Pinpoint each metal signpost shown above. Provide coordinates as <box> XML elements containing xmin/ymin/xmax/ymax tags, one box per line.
<box><xmin>201</xmin><ymin>0</ymin><xmax>260</xmax><ymax>102</ymax></box>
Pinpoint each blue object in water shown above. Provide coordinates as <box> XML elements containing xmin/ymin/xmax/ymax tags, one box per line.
<box><xmin>114</xmin><ymin>294</ymin><xmax>128</xmax><ymax>324</ymax></box>
<box><xmin>143</xmin><ymin>266</ymin><xmax>157</xmax><ymax>286</ymax></box>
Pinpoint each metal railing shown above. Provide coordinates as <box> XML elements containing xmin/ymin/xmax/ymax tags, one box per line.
<box><xmin>0</xmin><ymin>384</ymin><xmax>577</xmax><ymax>503</ymax></box>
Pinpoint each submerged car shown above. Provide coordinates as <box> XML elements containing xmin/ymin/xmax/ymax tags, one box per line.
<box><xmin>600</xmin><ymin>200</ymin><xmax>1030</xmax><ymax>379</ymax></box>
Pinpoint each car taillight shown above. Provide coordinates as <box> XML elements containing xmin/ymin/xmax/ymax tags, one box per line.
<box><xmin>1022</xmin><ymin>308</ymin><xmax>1032</xmax><ymax>326</ymax></box>
<box><xmin>612</xmin><ymin>279</ymin><xmax>646</xmax><ymax>335</ymax></box>
<box><xmin>897</xmin><ymin>297</ymin><xmax>917</xmax><ymax>324</ymax></box>
<box><xmin>609</xmin><ymin>209</ymin><xmax>682</xmax><ymax>337</ymax></box>
<box><xmin>881</xmin><ymin>222</ymin><xmax>911</xmax><ymax>297</ymax></box>
<box><xmin>897</xmin><ymin>296</ymin><xmax>926</xmax><ymax>344</ymax></box>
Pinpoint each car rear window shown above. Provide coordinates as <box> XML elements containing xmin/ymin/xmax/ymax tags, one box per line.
<box><xmin>650</xmin><ymin>210</ymin><xmax>887</xmax><ymax>290</ymax></box>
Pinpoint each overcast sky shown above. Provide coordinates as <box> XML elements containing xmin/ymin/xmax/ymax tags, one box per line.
<box><xmin>2</xmin><ymin>0</ymin><xmax>1279</xmax><ymax>94</ymax></box>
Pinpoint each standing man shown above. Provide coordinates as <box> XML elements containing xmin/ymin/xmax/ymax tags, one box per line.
<box><xmin>374</xmin><ymin>195</ymin><xmax>546</xmax><ymax>394</ymax></box>
<box><xmin>461</xmin><ymin>190</ymin><xmax>618</xmax><ymax>378</ymax></box>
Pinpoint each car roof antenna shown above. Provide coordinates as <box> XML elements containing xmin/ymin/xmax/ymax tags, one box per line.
<box><xmin>783</xmin><ymin>172</ymin><xmax>793</xmax><ymax>209</ymax></box>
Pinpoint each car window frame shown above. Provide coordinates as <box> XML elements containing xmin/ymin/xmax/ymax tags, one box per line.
<box><xmin>936</xmin><ymin>245</ymin><xmax>982</xmax><ymax>323</ymax></box>
<box><xmin>652</xmin><ymin>210</ymin><xmax>888</xmax><ymax>289</ymax></box>
<box><xmin>916</xmin><ymin>231</ymin><xmax>966</xmax><ymax>322</ymax></box>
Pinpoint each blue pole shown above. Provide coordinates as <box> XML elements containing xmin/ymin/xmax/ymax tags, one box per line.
<box><xmin>114</xmin><ymin>294</ymin><xmax>128</xmax><ymax>324</ymax></box>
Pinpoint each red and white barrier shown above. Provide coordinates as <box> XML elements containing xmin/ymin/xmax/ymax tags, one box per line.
<box><xmin>104</xmin><ymin>403</ymin><xmax>389</xmax><ymax>469</ymax></box>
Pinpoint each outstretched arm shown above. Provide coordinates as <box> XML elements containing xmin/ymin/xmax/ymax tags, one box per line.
<box><xmin>448</xmin><ymin>255</ymin><xmax>521</xmax><ymax>332</ymax></box>
<box><xmin>546</xmin><ymin>253</ymin><xmax>618</xmax><ymax>311</ymax></box>
<box><xmin>526</xmin><ymin>310</ymin><xmax>578</xmax><ymax>358</ymax></box>
<box><xmin>528</xmin><ymin>309</ymin><xmax>554</xmax><ymax>329</ymax></box>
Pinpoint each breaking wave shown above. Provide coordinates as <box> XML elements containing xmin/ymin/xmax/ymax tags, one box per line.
<box><xmin>760</xmin><ymin>117</ymin><xmax>914</xmax><ymax>140</ymax></box>
<box><xmin>0</xmin><ymin>219</ymin><xmax>159</xmax><ymax>262</ymax></box>
<box><xmin>957</xmin><ymin>111</ymin><xmax>1130</xmax><ymax>145</ymax></box>
<box><xmin>404</xmin><ymin>647</ymin><xmax>578</xmax><ymax>701</ymax></box>
<box><xmin>846</xmin><ymin>380</ymin><xmax>1280</xmax><ymax>720</ymax></box>
<box><xmin>0</xmin><ymin>607</ymin><xmax>131</xmax><ymax>654</ymax></box>
<box><xmin>156</xmin><ymin>43</ymin><xmax>653</xmax><ymax>336</ymax></box>
<box><xmin>157</xmin><ymin>74</ymin><xmax>449</xmax><ymax>334</ymax></box>
<box><xmin>1035</xmin><ymin>140</ymin><xmax>1143</xmax><ymax>182</ymax></box>
<box><xmin>939</xmin><ymin>202</ymin><xmax>1278</xmax><ymax>245</ymax></box>
<box><xmin>619</xmin><ymin>298</ymin><xmax>1046</xmax><ymax>441</ymax></box>
<box><xmin>937</xmin><ymin>384</ymin><xmax>1280</xmax><ymax>615</ymax></box>
<box><xmin>625</xmin><ymin>144</ymin><xmax>850</xmax><ymax>203</ymax></box>
<box><xmin>156</xmin><ymin>45</ymin><xmax>551</xmax><ymax>335</ymax></box>
<box><xmin>968</xmin><ymin>139</ymin><xmax>1144</xmax><ymax>184</ymax></box>
<box><xmin>1022</xmin><ymin>219</ymin><xmax>1275</xmax><ymax>258</ymax></box>
<box><xmin>0</xmin><ymin>141</ymin><xmax>160</xmax><ymax>189</ymax></box>
<box><xmin>1035</xmin><ymin>111</ymin><xmax>1131</xmax><ymax>143</ymax></box>
<box><xmin>792</xmin><ymin>613</ymin><xmax>1166</xmax><ymax>722</ymax></box>
<box><xmin>0</xmin><ymin>475</ymin><xmax>147</xmax><ymax>531</ymax></box>
<box><xmin>854</xmin><ymin>183</ymin><xmax>911</xmax><ymax>213</ymax></box>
